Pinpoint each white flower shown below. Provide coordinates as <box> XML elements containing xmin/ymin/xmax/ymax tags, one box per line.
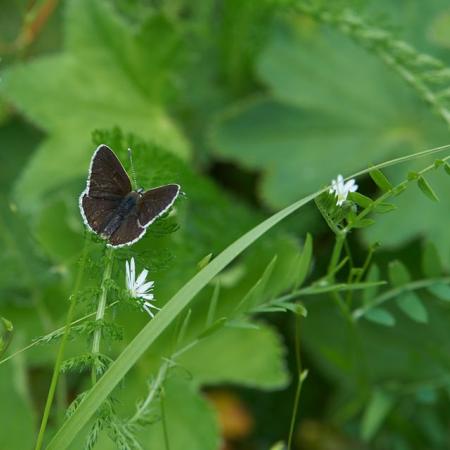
<box><xmin>329</xmin><ymin>175</ymin><xmax>358</xmax><ymax>206</ymax></box>
<box><xmin>125</xmin><ymin>257</ymin><xmax>159</xmax><ymax>317</ymax></box>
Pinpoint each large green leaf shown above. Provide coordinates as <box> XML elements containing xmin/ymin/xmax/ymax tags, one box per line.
<box><xmin>212</xmin><ymin>21</ymin><xmax>446</xmax><ymax>208</ymax></box>
<box><xmin>146</xmin><ymin>376</ymin><xmax>219</xmax><ymax>450</ymax></box>
<box><xmin>0</xmin><ymin>353</ymin><xmax>35</xmax><ymax>449</ymax></box>
<box><xmin>1</xmin><ymin>0</ymin><xmax>189</xmax><ymax>212</ymax></box>
<box><xmin>178</xmin><ymin>323</ymin><xmax>289</xmax><ymax>389</ymax></box>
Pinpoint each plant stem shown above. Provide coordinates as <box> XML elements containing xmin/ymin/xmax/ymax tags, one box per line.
<box><xmin>34</xmin><ymin>235</ymin><xmax>90</xmax><ymax>450</ymax></box>
<box><xmin>353</xmin><ymin>276</ymin><xmax>450</xmax><ymax>319</ymax></box>
<box><xmin>160</xmin><ymin>386</ymin><xmax>171</xmax><ymax>450</ymax></box>
<box><xmin>129</xmin><ymin>362</ymin><xmax>169</xmax><ymax>424</ymax></box>
<box><xmin>91</xmin><ymin>247</ymin><xmax>114</xmax><ymax>385</ymax></box>
<box><xmin>287</xmin><ymin>315</ymin><xmax>307</xmax><ymax>450</ymax></box>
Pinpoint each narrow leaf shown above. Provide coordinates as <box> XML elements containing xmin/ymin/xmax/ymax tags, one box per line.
<box><xmin>351</xmin><ymin>218</ymin><xmax>375</xmax><ymax>229</ymax></box>
<box><xmin>373</xmin><ymin>202</ymin><xmax>397</xmax><ymax>214</ymax></box>
<box><xmin>198</xmin><ymin>318</ymin><xmax>227</xmax><ymax>339</ymax></box>
<box><xmin>417</xmin><ymin>176</ymin><xmax>439</xmax><ymax>202</ymax></box>
<box><xmin>349</xmin><ymin>192</ymin><xmax>373</xmax><ymax>208</ymax></box>
<box><xmin>364</xmin><ymin>308</ymin><xmax>395</xmax><ymax>326</ymax></box>
<box><xmin>234</xmin><ymin>255</ymin><xmax>278</xmax><ymax>314</ymax></box>
<box><xmin>421</xmin><ymin>242</ymin><xmax>442</xmax><ymax>278</ymax></box>
<box><xmin>361</xmin><ymin>389</ymin><xmax>394</xmax><ymax>441</ymax></box>
<box><xmin>197</xmin><ymin>253</ymin><xmax>213</xmax><ymax>270</ymax></box>
<box><xmin>396</xmin><ymin>292</ymin><xmax>428</xmax><ymax>323</ymax></box>
<box><xmin>0</xmin><ymin>317</ymin><xmax>14</xmax><ymax>358</ymax></box>
<box><xmin>427</xmin><ymin>283</ymin><xmax>450</xmax><ymax>301</ymax></box>
<box><xmin>388</xmin><ymin>260</ymin><xmax>410</xmax><ymax>286</ymax></box>
<box><xmin>293</xmin><ymin>233</ymin><xmax>313</xmax><ymax>290</ymax></box>
<box><xmin>363</xmin><ymin>264</ymin><xmax>380</xmax><ymax>306</ymax></box>
<box><xmin>369</xmin><ymin>168</ymin><xmax>393</xmax><ymax>192</ymax></box>
<box><xmin>444</xmin><ymin>162</ymin><xmax>450</xmax><ymax>176</ymax></box>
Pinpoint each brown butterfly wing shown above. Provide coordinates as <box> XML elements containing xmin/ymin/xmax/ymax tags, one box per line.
<box><xmin>86</xmin><ymin>145</ymin><xmax>132</xmax><ymax>199</ymax></box>
<box><xmin>80</xmin><ymin>195</ymin><xmax>120</xmax><ymax>234</ymax></box>
<box><xmin>108</xmin><ymin>213</ymin><xmax>145</xmax><ymax>247</ymax></box>
<box><xmin>137</xmin><ymin>184</ymin><xmax>180</xmax><ymax>227</ymax></box>
<box><xmin>80</xmin><ymin>145</ymin><xmax>131</xmax><ymax>233</ymax></box>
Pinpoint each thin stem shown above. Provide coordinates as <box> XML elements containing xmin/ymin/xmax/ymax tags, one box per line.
<box><xmin>34</xmin><ymin>235</ymin><xmax>90</xmax><ymax>450</ymax></box>
<box><xmin>287</xmin><ymin>315</ymin><xmax>307</xmax><ymax>450</ymax></box>
<box><xmin>91</xmin><ymin>247</ymin><xmax>114</xmax><ymax>385</ymax></box>
<box><xmin>160</xmin><ymin>386</ymin><xmax>171</xmax><ymax>450</ymax></box>
<box><xmin>353</xmin><ymin>276</ymin><xmax>450</xmax><ymax>319</ymax></box>
<box><xmin>129</xmin><ymin>362</ymin><xmax>170</xmax><ymax>424</ymax></box>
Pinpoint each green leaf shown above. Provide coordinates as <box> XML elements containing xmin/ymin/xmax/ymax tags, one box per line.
<box><xmin>1</xmin><ymin>0</ymin><xmax>189</xmax><ymax>211</ymax></box>
<box><xmin>349</xmin><ymin>192</ymin><xmax>373</xmax><ymax>208</ymax></box>
<box><xmin>363</xmin><ymin>264</ymin><xmax>381</xmax><ymax>306</ymax></box>
<box><xmin>364</xmin><ymin>308</ymin><xmax>396</xmax><ymax>326</ymax></box>
<box><xmin>361</xmin><ymin>389</ymin><xmax>394</xmax><ymax>441</ymax></box>
<box><xmin>421</xmin><ymin>241</ymin><xmax>443</xmax><ymax>278</ymax></box>
<box><xmin>0</xmin><ymin>317</ymin><xmax>13</xmax><ymax>357</ymax></box>
<box><xmin>0</xmin><ymin>354</ymin><xmax>35</xmax><ymax>449</ymax></box>
<box><xmin>396</xmin><ymin>292</ymin><xmax>428</xmax><ymax>323</ymax></box>
<box><xmin>351</xmin><ymin>218</ymin><xmax>376</xmax><ymax>229</ymax></box>
<box><xmin>365</xmin><ymin>170</ymin><xmax>450</xmax><ymax>266</ymax></box>
<box><xmin>178</xmin><ymin>323</ymin><xmax>289</xmax><ymax>389</ymax></box>
<box><xmin>444</xmin><ymin>162</ymin><xmax>450</xmax><ymax>176</ymax></box>
<box><xmin>388</xmin><ymin>260</ymin><xmax>411</xmax><ymax>286</ymax></box>
<box><xmin>146</xmin><ymin>376</ymin><xmax>220</xmax><ymax>450</ymax></box>
<box><xmin>234</xmin><ymin>255</ymin><xmax>278</xmax><ymax>314</ymax></box>
<box><xmin>427</xmin><ymin>283</ymin><xmax>450</xmax><ymax>301</ymax></box>
<box><xmin>417</xmin><ymin>176</ymin><xmax>439</xmax><ymax>202</ymax></box>
<box><xmin>369</xmin><ymin>168</ymin><xmax>393</xmax><ymax>192</ymax></box>
<box><xmin>211</xmin><ymin>21</ymin><xmax>446</xmax><ymax>208</ymax></box>
<box><xmin>270</xmin><ymin>442</ymin><xmax>286</xmax><ymax>450</ymax></box>
<box><xmin>293</xmin><ymin>233</ymin><xmax>313</xmax><ymax>290</ymax></box>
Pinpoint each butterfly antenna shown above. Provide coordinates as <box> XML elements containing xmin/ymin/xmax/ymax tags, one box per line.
<box><xmin>128</xmin><ymin>148</ymin><xmax>139</xmax><ymax>190</ymax></box>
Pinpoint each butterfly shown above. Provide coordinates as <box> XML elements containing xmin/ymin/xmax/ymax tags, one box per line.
<box><xmin>79</xmin><ymin>145</ymin><xmax>180</xmax><ymax>247</ymax></box>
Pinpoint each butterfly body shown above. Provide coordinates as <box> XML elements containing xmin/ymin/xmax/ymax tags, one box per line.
<box><xmin>79</xmin><ymin>145</ymin><xmax>180</xmax><ymax>247</ymax></box>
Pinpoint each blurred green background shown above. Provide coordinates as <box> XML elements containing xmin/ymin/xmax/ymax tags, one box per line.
<box><xmin>1</xmin><ymin>1</ymin><xmax>450</xmax><ymax>449</ymax></box>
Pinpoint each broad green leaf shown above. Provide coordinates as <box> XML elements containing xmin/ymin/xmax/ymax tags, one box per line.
<box><xmin>146</xmin><ymin>376</ymin><xmax>219</xmax><ymax>450</ymax></box>
<box><xmin>427</xmin><ymin>283</ymin><xmax>450</xmax><ymax>301</ymax></box>
<box><xmin>417</xmin><ymin>176</ymin><xmax>439</xmax><ymax>202</ymax></box>
<box><xmin>1</xmin><ymin>0</ymin><xmax>189</xmax><ymax>212</ymax></box>
<box><xmin>361</xmin><ymin>389</ymin><xmax>394</xmax><ymax>441</ymax></box>
<box><xmin>364</xmin><ymin>308</ymin><xmax>396</xmax><ymax>327</ymax></box>
<box><xmin>396</xmin><ymin>292</ymin><xmax>428</xmax><ymax>323</ymax></box>
<box><xmin>421</xmin><ymin>241</ymin><xmax>443</xmax><ymax>277</ymax></box>
<box><xmin>369</xmin><ymin>168</ymin><xmax>393</xmax><ymax>192</ymax></box>
<box><xmin>0</xmin><ymin>353</ymin><xmax>35</xmax><ymax>449</ymax></box>
<box><xmin>211</xmin><ymin>20</ymin><xmax>447</xmax><ymax>208</ymax></box>
<box><xmin>178</xmin><ymin>323</ymin><xmax>289</xmax><ymax>389</ymax></box>
<box><xmin>388</xmin><ymin>260</ymin><xmax>411</xmax><ymax>286</ymax></box>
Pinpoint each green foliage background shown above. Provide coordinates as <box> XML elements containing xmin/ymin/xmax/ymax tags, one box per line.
<box><xmin>0</xmin><ymin>0</ymin><xmax>450</xmax><ymax>449</ymax></box>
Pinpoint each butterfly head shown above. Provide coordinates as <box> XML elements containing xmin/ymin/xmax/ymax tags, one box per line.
<box><xmin>136</xmin><ymin>187</ymin><xmax>144</xmax><ymax>197</ymax></box>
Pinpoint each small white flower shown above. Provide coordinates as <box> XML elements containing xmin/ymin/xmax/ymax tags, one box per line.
<box><xmin>125</xmin><ymin>257</ymin><xmax>159</xmax><ymax>318</ymax></box>
<box><xmin>329</xmin><ymin>174</ymin><xmax>358</xmax><ymax>206</ymax></box>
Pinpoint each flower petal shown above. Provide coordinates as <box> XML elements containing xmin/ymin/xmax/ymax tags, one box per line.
<box><xmin>135</xmin><ymin>269</ymin><xmax>149</xmax><ymax>288</ymax></box>
<box><xmin>130</xmin><ymin>257</ymin><xmax>136</xmax><ymax>287</ymax></box>
<box><xmin>136</xmin><ymin>281</ymin><xmax>154</xmax><ymax>294</ymax></box>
